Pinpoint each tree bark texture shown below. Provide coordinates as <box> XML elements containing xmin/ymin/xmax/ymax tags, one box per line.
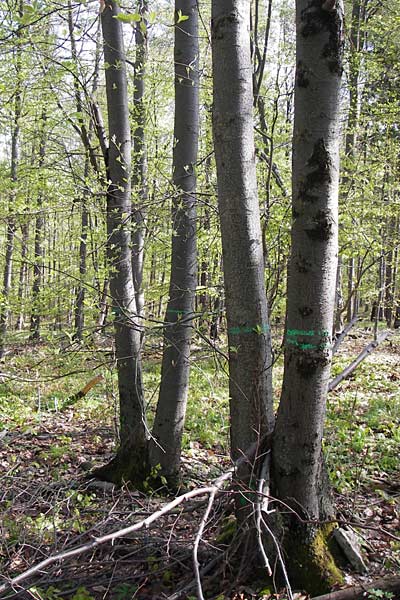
<box><xmin>273</xmin><ymin>0</ymin><xmax>344</xmax><ymax>521</ymax></box>
<box><xmin>0</xmin><ymin>6</ymin><xmax>22</xmax><ymax>358</ymax></box>
<box><xmin>15</xmin><ymin>222</ymin><xmax>29</xmax><ymax>331</ymax></box>
<box><xmin>211</xmin><ymin>0</ymin><xmax>274</xmax><ymax>485</ymax></box>
<box><xmin>97</xmin><ymin>0</ymin><xmax>148</xmax><ymax>484</ymax></box>
<box><xmin>30</xmin><ymin>110</ymin><xmax>47</xmax><ymax>341</ymax></box>
<box><xmin>150</xmin><ymin>0</ymin><xmax>199</xmax><ymax>486</ymax></box>
<box><xmin>131</xmin><ymin>0</ymin><xmax>148</xmax><ymax>320</ymax></box>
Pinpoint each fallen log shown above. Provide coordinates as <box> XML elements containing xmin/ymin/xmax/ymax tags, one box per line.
<box><xmin>312</xmin><ymin>575</ymin><xmax>400</xmax><ymax>600</ymax></box>
<box><xmin>329</xmin><ymin>330</ymin><xmax>390</xmax><ymax>392</ymax></box>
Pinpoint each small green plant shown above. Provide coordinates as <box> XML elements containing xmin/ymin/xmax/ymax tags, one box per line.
<box><xmin>71</xmin><ymin>587</ymin><xmax>95</xmax><ymax>600</ymax></box>
<box><xmin>143</xmin><ymin>463</ymin><xmax>167</xmax><ymax>491</ymax></box>
<box><xmin>368</xmin><ymin>589</ymin><xmax>394</xmax><ymax>600</ymax></box>
<box><xmin>114</xmin><ymin>583</ymin><xmax>138</xmax><ymax>599</ymax></box>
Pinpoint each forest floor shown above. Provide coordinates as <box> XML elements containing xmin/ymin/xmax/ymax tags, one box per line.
<box><xmin>0</xmin><ymin>326</ymin><xmax>399</xmax><ymax>600</ymax></box>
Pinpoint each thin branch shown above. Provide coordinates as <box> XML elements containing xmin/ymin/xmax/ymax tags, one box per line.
<box><xmin>255</xmin><ymin>451</ymin><xmax>273</xmax><ymax>577</ymax></box>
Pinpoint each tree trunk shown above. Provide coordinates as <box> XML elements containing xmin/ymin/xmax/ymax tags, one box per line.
<box><xmin>0</xmin><ymin>220</ymin><xmax>16</xmax><ymax>359</ymax></box>
<box><xmin>131</xmin><ymin>0</ymin><xmax>148</xmax><ymax>320</ymax></box>
<box><xmin>149</xmin><ymin>0</ymin><xmax>199</xmax><ymax>487</ymax></box>
<box><xmin>30</xmin><ymin>110</ymin><xmax>47</xmax><ymax>342</ymax></box>
<box><xmin>211</xmin><ymin>0</ymin><xmax>274</xmax><ymax>490</ymax></box>
<box><xmin>74</xmin><ymin>171</ymin><xmax>89</xmax><ymax>341</ymax></box>
<box><xmin>67</xmin><ymin>0</ymin><xmax>100</xmax><ymax>342</ymax></box>
<box><xmin>344</xmin><ymin>0</ymin><xmax>362</xmax><ymax>326</ymax></box>
<box><xmin>15</xmin><ymin>222</ymin><xmax>29</xmax><ymax>331</ymax></box>
<box><xmin>0</xmin><ymin>5</ymin><xmax>22</xmax><ymax>358</ymax></box>
<box><xmin>272</xmin><ymin>0</ymin><xmax>344</xmax><ymax>591</ymax></box>
<box><xmin>334</xmin><ymin>255</ymin><xmax>344</xmax><ymax>335</ymax></box>
<box><xmin>94</xmin><ymin>0</ymin><xmax>148</xmax><ymax>485</ymax></box>
<box><xmin>347</xmin><ymin>257</ymin><xmax>354</xmax><ymax>323</ymax></box>
<box><xmin>384</xmin><ymin>217</ymin><xmax>395</xmax><ymax>327</ymax></box>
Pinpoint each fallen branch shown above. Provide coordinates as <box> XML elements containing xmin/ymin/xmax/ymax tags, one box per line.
<box><xmin>62</xmin><ymin>374</ymin><xmax>104</xmax><ymax>410</ymax></box>
<box><xmin>0</xmin><ymin>485</ymin><xmax>218</xmax><ymax>597</ymax></box>
<box><xmin>311</xmin><ymin>575</ymin><xmax>400</xmax><ymax>600</ymax></box>
<box><xmin>332</xmin><ymin>316</ymin><xmax>358</xmax><ymax>355</ymax></box>
<box><xmin>0</xmin><ymin>438</ymin><xmax>271</xmax><ymax>597</ymax></box>
<box><xmin>193</xmin><ymin>471</ymin><xmax>232</xmax><ymax>600</ymax></box>
<box><xmin>329</xmin><ymin>330</ymin><xmax>389</xmax><ymax>392</ymax></box>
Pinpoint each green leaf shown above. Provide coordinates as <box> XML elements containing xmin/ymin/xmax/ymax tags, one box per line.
<box><xmin>114</xmin><ymin>12</ymin><xmax>141</xmax><ymax>23</ymax></box>
<box><xmin>176</xmin><ymin>9</ymin><xmax>189</xmax><ymax>23</ymax></box>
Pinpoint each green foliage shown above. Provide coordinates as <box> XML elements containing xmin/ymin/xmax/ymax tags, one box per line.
<box><xmin>115</xmin><ymin>12</ymin><xmax>141</xmax><ymax>24</ymax></box>
<box><xmin>176</xmin><ymin>10</ymin><xmax>189</xmax><ymax>23</ymax></box>
<box><xmin>368</xmin><ymin>591</ymin><xmax>394</xmax><ymax>600</ymax></box>
<box><xmin>113</xmin><ymin>583</ymin><xmax>138</xmax><ymax>599</ymax></box>
<box><xmin>326</xmin><ymin>352</ymin><xmax>400</xmax><ymax>491</ymax></box>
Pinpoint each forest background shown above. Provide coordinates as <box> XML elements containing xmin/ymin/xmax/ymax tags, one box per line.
<box><xmin>0</xmin><ymin>0</ymin><xmax>399</xmax><ymax>598</ymax></box>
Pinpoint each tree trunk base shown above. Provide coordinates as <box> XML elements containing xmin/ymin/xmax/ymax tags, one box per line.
<box><xmin>92</xmin><ymin>443</ymin><xmax>149</xmax><ymax>489</ymax></box>
<box><xmin>284</xmin><ymin>523</ymin><xmax>344</xmax><ymax>596</ymax></box>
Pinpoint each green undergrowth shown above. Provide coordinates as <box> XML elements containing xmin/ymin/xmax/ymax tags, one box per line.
<box><xmin>1</xmin><ymin>330</ymin><xmax>399</xmax><ymax>492</ymax></box>
<box><xmin>326</xmin><ymin>339</ymin><xmax>400</xmax><ymax>492</ymax></box>
<box><xmin>0</xmin><ymin>337</ymin><xmax>231</xmax><ymax>452</ymax></box>
<box><xmin>1</xmin><ymin>330</ymin><xmax>399</xmax><ymax>597</ymax></box>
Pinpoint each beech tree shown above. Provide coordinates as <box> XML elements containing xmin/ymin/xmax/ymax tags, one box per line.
<box><xmin>150</xmin><ymin>0</ymin><xmax>199</xmax><ymax>486</ymax></box>
<box><xmin>131</xmin><ymin>0</ymin><xmax>148</xmax><ymax>320</ymax></box>
<box><xmin>94</xmin><ymin>0</ymin><xmax>149</xmax><ymax>484</ymax></box>
<box><xmin>272</xmin><ymin>0</ymin><xmax>344</xmax><ymax>591</ymax></box>
<box><xmin>211</xmin><ymin>0</ymin><xmax>274</xmax><ymax>490</ymax></box>
<box><xmin>0</xmin><ymin>0</ymin><xmax>22</xmax><ymax>359</ymax></box>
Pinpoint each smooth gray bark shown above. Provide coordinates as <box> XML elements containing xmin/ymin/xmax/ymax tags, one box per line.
<box><xmin>68</xmin><ymin>0</ymin><xmax>89</xmax><ymax>341</ymax></box>
<box><xmin>95</xmin><ymin>0</ymin><xmax>148</xmax><ymax>483</ymax></box>
<box><xmin>0</xmin><ymin>10</ymin><xmax>22</xmax><ymax>358</ymax></box>
<box><xmin>211</xmin><ymin>0</ymin><xmax>274</xmax><ymax>484</ymax></box>
<box><xmin>273</xmin><ymin>0</ymin><xmax>344</xmax><ymax>520</ymax></box>
<box><xmin>74</xmin><ymin>163</ymin><xmax>89</xmax><ymax>341</ymax></box>
<box><xmin>15</xmin><ymin>222</ymin><xmax>29</xmax><ymax>331</ymax></box>
<box><xmin>0</xmin><ymin>220</ymin><xmax>16</xmax><ymax>359</ymax></box>
<box><xmin>149</xmin><ymin>0</ymin><xmax>199</xmax><ymax>486</ymax></box>
<box><xmin>344</xmin><ymin>0</ymin><xmax>362</xmax><ymax>325</ymax></box>
<box><xmin>131</xmin><ymin>0</ymin><xmax>148</xmax><ymax>320</ymax></box>
<box><xmin>30</xmin><ymin>111</ymin><xmax>47</xmax><ymax>341</ymax></box>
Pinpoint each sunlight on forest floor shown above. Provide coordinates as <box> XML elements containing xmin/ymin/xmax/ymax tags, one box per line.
<box><xmin>1</xmin><ymin>328</ymin><xmax>399</xmax><ymax>599</ymax></box>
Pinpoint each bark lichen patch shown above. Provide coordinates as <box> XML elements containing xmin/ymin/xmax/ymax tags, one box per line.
<box><xmin>295</xmin><ymin>350</ymin><xmax>330</xmax><ymax>377</ymax></box>
<box><xmin>211</xmin><ymin>12</ymin><xmax>238</xmax><ymax>40</ymax></box>
<box><xmin>297</xmin><ymin>139</ymin><xmax>332</xmax><ymax>204</ymax></box>
<box><xmin>298</xmin><ymin>305</ymin><xmax>313</xmax><ymax>316</ymax></box>
<box><xmin>295</xmin><ymin>253</ymin><xmax>312</xmax><ymax>273</ymax></box>
<box><xmin>305</xmin><ymin>209</ymin><xmax>335</xmax><ymax>241</ymax></box>
<box><xmin>306</xmin><ymin>138</ymin><xmax>332</xmax><ymax>186</ymax></box>
<box><xmin>322</xmin><ymin>9</ymin><xmax>344</xmax><ymax>74</ymax></box>
<box><xmin>296</xmin><ymin>60</ymin><xmax>310</xmax><ymax>88</ymax></box>
<box><xmin>300</xmin><ymin>0</ymin><xmax>332</xmax><ymax>37</ymax></box>
<box><xmin>299</xmin><ymin>0</ymin><xmax>344</xmax><ymax>74</ymax></box>
<box><xmin>297</xmin><ymin>189</ymin><xmax>319</xmax><ymax>204</ymax></box>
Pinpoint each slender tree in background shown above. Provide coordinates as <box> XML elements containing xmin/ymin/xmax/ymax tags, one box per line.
<box><xmin>150</xmin><ymin>0</ymin><xmax>199</xmax><ymax>486</ymax></box>
<box><xmin>15</xmin><ymin>219</ymin><xmax>29</xmax><ymax>331</ymax></box>
<box><xmin>0</xmin><ymin>0</ymin><xmax>23</xmax><ymax>359</ymax></box>
<box><xmin>131</xmin><ymin>0</ymin><xmax>148</xmax><ymax>320</ymax></box>
<box><xmin>94</xmin><ymin>0</ymin><xmax>148</xmax><ymax>484</ymax></box>
<box><xmin>272</xmin><ymin>0</ymin><xmax>344</xmax><ymax>590</ymax></box>
<box><xmin>30</xmin><ymin>110</ymin><xmax>47</xmax><ymax>341</ymax></box>
<box><xmin>343</xmin><ymin>0</ymin><xmax>363</xmax><ymax>324</ymax></box>
<box><xmin>211</xmin><ymin>0</ymin><xmax>274</xmax><ymax>490</ymax></box>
